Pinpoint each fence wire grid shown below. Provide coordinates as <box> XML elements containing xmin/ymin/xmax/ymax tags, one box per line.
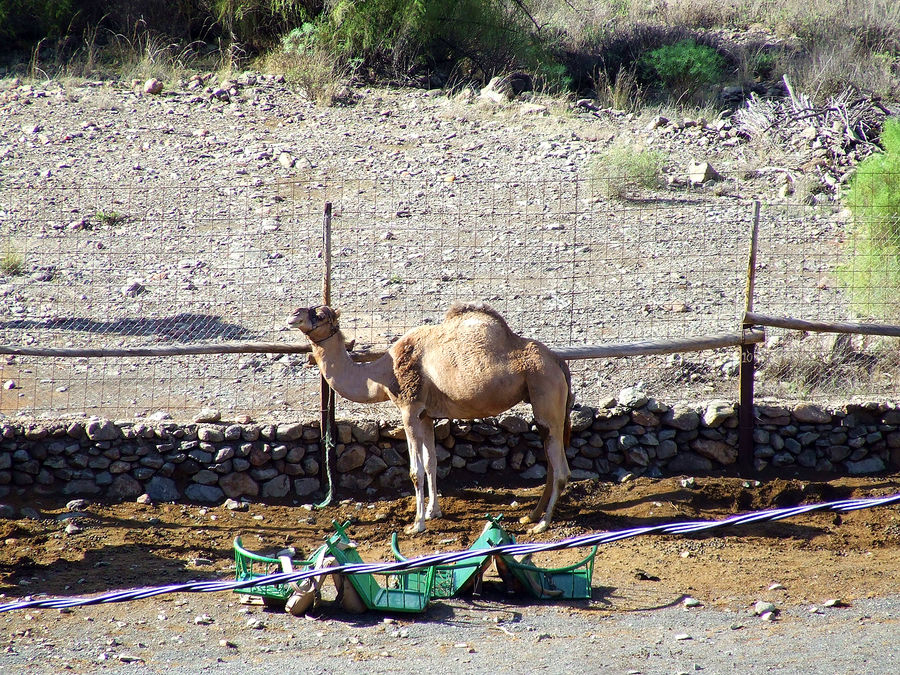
<box><xmin>753</xmin><ymin>195</ymin><xmax>900</xmax><ymax>402</ymax></box>
<box><xmin>1</xmin><ymin>176</ymin><xmax>897</xmax><ymax>421</ymax></box>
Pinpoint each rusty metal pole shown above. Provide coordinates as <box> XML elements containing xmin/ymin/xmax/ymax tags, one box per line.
<box><xmin>317</xmin><ymin>202</ymin><xmax>337</xmax><ymax>507</ymax></box>
<box><xmin>739</xmin><ymin>201</ymin><xmax>761</xmax><ymax>476</ymax></box>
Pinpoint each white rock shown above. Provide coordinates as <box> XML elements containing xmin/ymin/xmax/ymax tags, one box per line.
<box><xmin>683</xmin><ymin>597</ymin><xmax>702</xmax><ymax>607</ymax></box>
<box><xmin>278</xmin><ymin>152</ymin><xmax>295</xmax><ymax>169</ymax></box>
<box><xmin>143</xmin><ymin>78</ymin><xmax>163</xmax><ymax>95</ymax></box>
<box><xmin>194</xmin><ymin>614</ymin><xmax>214</xmax><ymax>625</ymax></box>
<box><xmin>754</xmin><ymin>601</ymin><xmax>776</xmax><ymax>615</ymax></box>
<box><xmin>688</xmin><ymin>161</ymin><xmax>723</xmax><ymax>184</ymax></box>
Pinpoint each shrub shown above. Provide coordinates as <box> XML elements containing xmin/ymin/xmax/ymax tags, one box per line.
<box><xmin>593</xmin><ymin>66</ymin><xmax>643</xmax><ymax>112</ymax></box>
<box><xmin>839</xmin><ymin>117</ymin><xmax>900</xmax><ymax>319</ymax></box>
<box><xmin>592</xmin><ymin>145</ymin><xmax>667</xmax><ymax>200</ymax></box>
<box><xmin>0</xmin><ymin>244</ymin><xmax>24</xmax><ymax>276</ymax></box>
<box><xmin>638</xmin><ymin>39</ymin><xmax>725</xmax><ymax>99</ymax></box>
<box><xmin>260</xmin><ymin>34</ymin><xmax>349</xmax><ymax>106</ymax></box>
<box><xmin>0</xmin><ymin>0</ymin><xmax>76</xmax><ymax>48</ymax></box>
<box><xmin>296</xmin><ymin>0</ymin><xmax>560</xmax><ymax>86</ymax></box>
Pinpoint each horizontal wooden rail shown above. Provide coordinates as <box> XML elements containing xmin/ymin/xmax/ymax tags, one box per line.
<box><xmin>552</xmin><ymin>328</ymin><xmax>765</xmax><ymax>361</ymax></box>
<box><xmin>0</xmin><ymin>330</ymin><xmax>765</xmax><ymax>362</ymax></box>
<box><xmin>745</xmin><ymin>312</ymin><xmax>900</xmax><ymax>338</ymax></box>
<box><xmin>0</xmin><ymin>342</ymin><xmax>315</xmax><ymax>358</ymax></box>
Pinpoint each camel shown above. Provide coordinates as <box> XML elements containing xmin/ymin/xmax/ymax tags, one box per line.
<box><xmin>287</xmin><ymin>302</ymin><xmax>573</xmax><ymax>535</ymax></box>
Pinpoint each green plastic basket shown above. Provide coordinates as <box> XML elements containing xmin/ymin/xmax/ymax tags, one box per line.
<box><xmin>233</xmin><ymin>536</ymin><xmax>314</xmax><ymax>604</ymax></box>
<box><xmin>391</xmin><ymin>515</ymin><xmax>513</xmax><ymax>599</ymax></box>
<box><xmin>326</xmin><ymin>521</ymin><xmax>435</xmax><ymax>613</ymax></box>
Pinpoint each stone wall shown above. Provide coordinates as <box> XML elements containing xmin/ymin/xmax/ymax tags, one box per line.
<box><xmin>2</xmin><ymin>390</ymin><xmax>898</xmax><ymax>503</ymax></box>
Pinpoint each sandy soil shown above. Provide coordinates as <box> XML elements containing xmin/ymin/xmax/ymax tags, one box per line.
<box><xmin>3</xmin><ymin>473</ymin><xmax>899</xmax><ymax>609</ymax></box>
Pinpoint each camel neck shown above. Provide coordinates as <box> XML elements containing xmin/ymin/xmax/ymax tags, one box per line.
<box><xmin>310</xmin><ymin>329</ymin><xmax>391</xmax><ymax>404</ymax></box>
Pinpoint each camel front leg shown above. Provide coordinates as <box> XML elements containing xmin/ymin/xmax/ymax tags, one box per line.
<box><xmin>401</xmin><ymin>406</ymin><xmax>427</xmax><ymax>535</ymax></box>
<box><xmin>419</xmin><ymin>413</ymin><xmax>442</xmax><ymax>521</ymax></box>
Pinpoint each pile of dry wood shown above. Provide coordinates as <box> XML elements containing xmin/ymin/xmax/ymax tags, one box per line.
<box><xmin>734</xmin><ymin>75</ymin><xmax>895</xmax><ymax>199</ymax></box>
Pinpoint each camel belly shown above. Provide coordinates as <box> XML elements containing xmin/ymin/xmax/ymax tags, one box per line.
<box><xmin>421</xmin><ymin>362</ymin><xmax>527</xmax><ymax>420</ymax></box>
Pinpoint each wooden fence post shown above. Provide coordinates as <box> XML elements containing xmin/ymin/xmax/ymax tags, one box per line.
<box><xmin>739</xmin><ymin>201</ymin><xmax>761</xmax><ymax>475</ymax></box>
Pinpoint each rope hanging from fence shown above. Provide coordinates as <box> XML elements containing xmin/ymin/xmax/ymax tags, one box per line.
<box><xmin>2</xmin><ymin>491</ymin><xmax>898</xmax><ymax>613</ymax></box>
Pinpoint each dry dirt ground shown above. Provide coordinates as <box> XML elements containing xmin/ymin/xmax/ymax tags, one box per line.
<box><xmin>2</xmin><ymin>473</ymin><xmax>900</xmax><ymax>673</ymax></box>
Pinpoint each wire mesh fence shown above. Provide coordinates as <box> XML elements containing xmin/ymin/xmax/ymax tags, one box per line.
<box><xmin>2</xmin><ymin>175</ymin><xmax>898</xmax><ymax>421</ymax></box>
<box><xmin>0</xmin><ymin>180</ymin><xmax>322</xmax><ymax>420</ymax></box>
<box><xmin>753</xmin><ymin>195</ymin><xmax>900</xmax><ymax>402</ymax></box>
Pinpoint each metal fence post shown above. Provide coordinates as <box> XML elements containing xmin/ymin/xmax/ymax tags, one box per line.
<box><xmin>739</xmin><ymin>201</ymin><xmax>761</xmax><ymax>475</ymax></box>
<box><xmin>317</xmin><ymin>202</ymin><xmax>337</xmax><ymax>507</ymax></box>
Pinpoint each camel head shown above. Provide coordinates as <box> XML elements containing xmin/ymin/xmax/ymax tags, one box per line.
<box><xmin>287</xmin><ymin>305</ymin><xmax>342</xmax><ymax>343</ymax></box>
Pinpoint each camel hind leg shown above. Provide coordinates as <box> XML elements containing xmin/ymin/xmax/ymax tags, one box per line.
<box><xmin>519</xmin><ymin>368</ymin><xmax>571</xmax><ymax>534</ymax></box>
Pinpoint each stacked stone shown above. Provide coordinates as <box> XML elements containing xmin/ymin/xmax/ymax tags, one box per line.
<box><xmin>1</xmin><ymin>395</ymin><xmax>898</xmax><ymax>504</ymax></box>
<box><xmin>753</xmin><ymin>402</ymin><xmax>900</xmax><ymax>475</ymax></box>
<box><xmin>0</xmin><ymin>419</ymin><xmax>325</xmax><ymax>503</ymax></box>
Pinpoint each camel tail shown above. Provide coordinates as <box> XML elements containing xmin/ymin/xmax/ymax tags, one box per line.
<box><xmin>560</xmin><ymin>358</ymin><xmax>573</xmax><ymax>447</ymax></box>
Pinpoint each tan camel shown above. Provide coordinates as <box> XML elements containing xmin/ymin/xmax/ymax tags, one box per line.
<box><xmin>287</xmin><ymin>302</ymin><xmax>573</xmax><ymax>535</ymax></box>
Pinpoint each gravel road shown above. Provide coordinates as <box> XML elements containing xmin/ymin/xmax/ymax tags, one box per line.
<box><xmin>5</xmin><ymin>586</ymin><xmax>899</xmax><ymax>674</ymax></box>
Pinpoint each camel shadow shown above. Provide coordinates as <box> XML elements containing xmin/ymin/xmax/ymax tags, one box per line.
<box><xmin>0</xmin><ymin>313</ymin><xmax>254</xmax><ymax>342</ymax></box>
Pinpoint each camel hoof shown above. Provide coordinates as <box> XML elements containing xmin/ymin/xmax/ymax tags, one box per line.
<box><xmin>527</xmin><ymin>521</ymin><xmax>549</xmax><ymax>535</ymax></box>
<box><xmin>425</xmin><ymin>507</ymin><xmax>442</xmax><ymax>520</ymax></box>
<box><xmin>404</xmin><ymin>522</ymin><xmax>426</xmax><ymax>535</ymax></box>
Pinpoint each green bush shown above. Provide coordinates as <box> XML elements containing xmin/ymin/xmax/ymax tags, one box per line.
<box><xmin>0</xmin><ymin>244</ymin><xmax>24</xmax><ymax>276</ymax></box>
<box><xmin>0</xmin><ymin>0</ymin><xmax>76</xmax><ymax>48</ymax></box>
<box><xmin>592</xmin><ymin>144</ymin><xmax>667</xmax><ymax>200</ymax></box>
<box><xmin>639</xmin><ymin>39</ymin><xmax>725</xmax><ymax>98</ymax></box>
<box><xmin>297</xmin><ymin>0</ymin><xmax>561</xmax><ymax>85</ymax></box>
<box><xmin>839</xmin><ymin>117</ymin><xmax>900</xmax><ymax>319</ymax></box>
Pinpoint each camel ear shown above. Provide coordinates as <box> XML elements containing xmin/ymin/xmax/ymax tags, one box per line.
<box><xmin>333</xmin><ymin>308</ymin><xmax>341</xmax><ymax>319</ymax></box>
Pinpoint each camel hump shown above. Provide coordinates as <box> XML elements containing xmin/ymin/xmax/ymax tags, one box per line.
<box><xmin>444</xmin><ymin>301</ymin><xmax>514</xmax><ymax>333</ymax></box>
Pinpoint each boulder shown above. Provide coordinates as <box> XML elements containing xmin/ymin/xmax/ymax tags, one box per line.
<box><xmin>688</xmin><ymin>161</ymin><xmax>723</xmax><ymax>184</ymax></box>
<box><xmin>143</xmin><ymin>78</ymin><xmax>163</xmax><ymax>94</ymax></box>
<box><xmin>184</xmin><ymin>484</ymin><xmax>224</xmax><ymax>503</ymax></box>
<box><xmin>667</xmin><ymin>452</ymin><xmax>713</xmax><ymax>473</ymax></box>
<box><xmin>261</xmin><ymin>475</ymin><xmax>291</xmax><ymax>499</ymax></box>
<box><xmin>793</xmin><ymin>404</ymin><xmax>832</xmax><ymax>424</ymax></box>
<box><xmin>220</xmin><ymin>472</ymin><xmax>260</xmax><ymax>498</ymax></box>
<box><xmin>85</xmin><ymin>419</ymin><xmax>120</xmax><ymax>441</ymax></box>
<box><xmin>107</xmin><ymin>475</ymin><xmax>143</xmax><ymax>500</ymax></box>
<box><xmin>479</xmin><ymin>72</ymin><xmax>533</xmax><ymax>104</ymax></box>
<box><xmin>692</xmin><ymin>438</ymin><xmax>738</xmax><ymax>465</ymax></box>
